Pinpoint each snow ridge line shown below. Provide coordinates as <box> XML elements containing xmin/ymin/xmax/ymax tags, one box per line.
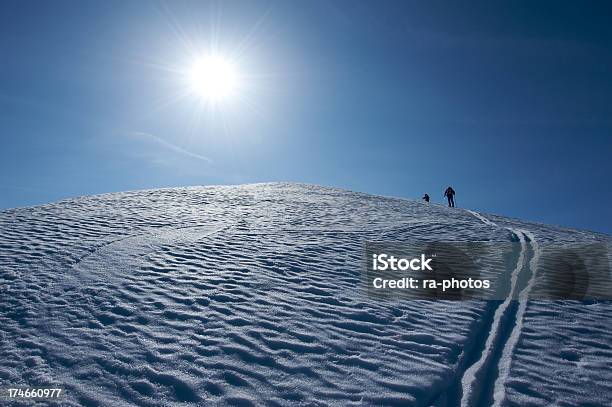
<box><xmin>52</xmin><ymin>222</ymin><xmax>236</xmax><ymax>299</ymax></box>
<box><xmin>70</xmin><ymin>222</ymin><xmax>234</xmax><ymax>268</ymax></box>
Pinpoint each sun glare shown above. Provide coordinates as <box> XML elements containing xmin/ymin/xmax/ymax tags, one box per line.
<box><xmin>189</xmin><ymin>55</ymin><xmax>238</xmax><ymax>102</ymax></box>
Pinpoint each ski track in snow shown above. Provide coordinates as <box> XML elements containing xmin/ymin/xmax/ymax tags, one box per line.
<box><xmin>491</xmin><ymin>230</ymin><xmax>540</xmax><ymax>407</ymax></box>
<box><xmin>0</xmin><ymin>183</ymin><xmax>610</xmax><ymax>406</ymax></box>
<box><xmin>461</xmin><ymin>210</ymin><xmax>535</xmax><ymax>406</ymax></box>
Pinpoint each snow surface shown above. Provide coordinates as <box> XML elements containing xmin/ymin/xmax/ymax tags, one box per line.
<box><xmin>0</xmin><ymin>183</ymin><xmax>610</xmax><ymax>406</ymax></box>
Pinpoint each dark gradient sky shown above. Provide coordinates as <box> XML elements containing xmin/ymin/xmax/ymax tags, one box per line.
<box><xmin>1</xmin><ymin>1</ymin><xmax>611</xmax><ymax>233</ymax></box>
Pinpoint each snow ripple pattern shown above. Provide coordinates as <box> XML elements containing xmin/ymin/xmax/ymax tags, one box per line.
<box><xmin>0</xmin><ymin>183</ymin><xmax>610</xmax><ymax>406</ymax></box>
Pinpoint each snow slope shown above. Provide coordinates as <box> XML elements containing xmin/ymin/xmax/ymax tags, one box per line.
<box><xmin>0</xmin><ymin>183</ymin><xmax>610</xmax><ymax>406</ymax></box>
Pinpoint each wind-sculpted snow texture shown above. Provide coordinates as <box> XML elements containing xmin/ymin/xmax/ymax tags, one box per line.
<box><xmin>0</xmin><ymin>183</ymin><xmax>610</xmax><ymax>406</ymax></box>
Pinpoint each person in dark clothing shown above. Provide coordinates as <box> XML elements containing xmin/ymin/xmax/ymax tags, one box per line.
<box><xmin>422</xmin><ymin>193</ymin><xmax>430</xmax><ymax>203</ymax></box>
<box><xmin>444</xmin><ymin>186</ymin><xmax>455</xmax><ymax>207</ymax></box>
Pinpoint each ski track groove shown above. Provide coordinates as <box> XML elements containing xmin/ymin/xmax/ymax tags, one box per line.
<box><xmin>492</xmin><ymin>230</ymin><xmax>540</xmax><ymax>407</ymax></box>
<box><xmin>461</xmin><ymin>209</ymin><xmax>540</xmax><ymax>407</ymax></box>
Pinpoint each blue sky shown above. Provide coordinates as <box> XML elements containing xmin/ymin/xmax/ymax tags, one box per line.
<box><xmin>1</xmin><ymin>1</ymin><xmax>611</xmax><ymax>234</ymax></box>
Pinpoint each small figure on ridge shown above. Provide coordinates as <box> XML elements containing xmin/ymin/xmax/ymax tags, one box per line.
<box><xmin>444</xmin><ymin>186</ymin><xmax>455</xmax><ymax>207</ymax></box>
<box><xmin>422</xmin><ymin>193</ymin><xmax>430</xmax><ymax>203</ymax></box>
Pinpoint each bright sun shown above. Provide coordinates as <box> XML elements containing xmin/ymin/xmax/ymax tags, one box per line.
<box><xmin>189</xmin><ymin>55</ymin><xmax>238</xmax><ymax>102</ymax></box>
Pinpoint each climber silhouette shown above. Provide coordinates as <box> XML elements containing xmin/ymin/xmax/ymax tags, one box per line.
<box><xmin>444</xmin><ymin>186</ymin><xmax>455</xmax><ymax>207</ymax></box>
<box><xmin>422</xmin><ymin>193</ymin><xmax>430</xmax><ymax>203</ymax></box>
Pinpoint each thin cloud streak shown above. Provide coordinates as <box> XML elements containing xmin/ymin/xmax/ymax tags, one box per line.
<box><xmin>122</xmin><ymin>131</ymin><xmax>213</xmax><ymax>164</ymax></box>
